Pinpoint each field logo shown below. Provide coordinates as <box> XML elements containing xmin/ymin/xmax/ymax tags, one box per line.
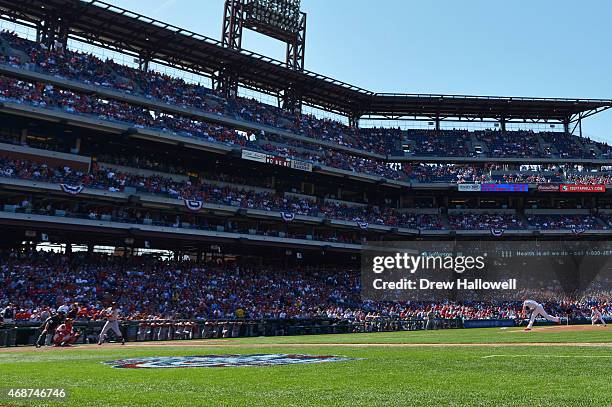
<box><xmin>103</xmin><ymin>354</ymin><xmax>355</xmax><ymax>369</ymax></box>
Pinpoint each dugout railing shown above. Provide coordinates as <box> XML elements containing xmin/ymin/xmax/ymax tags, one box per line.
<box><xmin>5</xmin><ymin>316</ymin><xmax>596</xmax><ymax>347</ymax></box>
<box><xmin>0</xmin><ymin>319</ymin><xmax>349</xmax><ymax>346</ymax></box>
<box><xmin>0</xmin><ymin>317</ymin><xmax>463</xmax><ymax>347</ymax></box>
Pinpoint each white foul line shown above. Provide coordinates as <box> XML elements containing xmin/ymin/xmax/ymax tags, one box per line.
<box><xmin>482</xmin><ymin>354</ymin><xmax>612</xmax><ymax>359</ymax></box>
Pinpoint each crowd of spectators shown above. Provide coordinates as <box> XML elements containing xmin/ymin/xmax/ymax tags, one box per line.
<box><xmin>3</xmin><ymin>194</ymin><xmax>367</xmax><ymax>245</ymax></box>
<box><xmin>0</xmin><ymin>157</ymin><xmax>319</xmax><ymax>215</ymax></box>
<box><xmin>0</xmin><ymin>74</ymin><xmax>410</xmax><ymax>180</ymax></box>
<box><xmin>0</xmin><ymin>156</ymin><xmax>443</xmax><ymax>230</ymax></box>
<box><xmin>2</xmin><ymin>157</ymin><xmax>612</xmax><ymax>232</ymax></box>
<box><xmin>0</xmin><ymin>65</ymin><xmax>610</xmax><ymax>185</ymax></box>
<box><xmin>490</xmin><ymin>172</ymin><xmax>563</xmax><ymax>184</ymax></box>
<box><xmin>592</xmin><ymin>139</ymin><xmax>612</xmax><ymax>158</ymax></box>
<box><xmin>476</xmin><ymin>130</ymin><xmax>542</xmax><ymax>157</ymax></box>
<box><xmin>95</xmin><ymin>153</ymin><xmax>188</xmax><ymax>176</ymax></box>
<box><xmin>402</xmin><ymin>129</ymin><xmax>611</xmax><ymax>159</ymax></box>
<box><xmin>0</xmin><ymin>33</ymin><xmax>611</xmax><ymax>336</ymax></box>
<box><xmin>403</xmin><ymin>130</ymin><xmax>473</xmax><ymax>157</ymax></box>
<box><xmin>8</xmin><ymin>194</ymin><xmax>608</xmax><ymax>234</ymax></box>
<box><xmin>601</xmin><ymin>214</ymin><xmax>612</xmax><ymax>228</ymax></box>
<box><xmin>0</xmin><ymin>30</ymin><xmax>400</xmax><ymax>155</ymax></box>
<box><xmin>0</xmin><ymin>252</ymin><xmax>358</xmax><ymax>321</ymax></box>
<box><xmin>1</xmin><ymin>251</ymin><xmax>609</xmax><ymax>324</ymax></box>
<box><xmin>526</xmin><ymin>215</ymin><xmax>608</xmax><ymax>230</ymax></box>
<box><xmin>1</xmin><ymin>30</ymin><xmax>610</xmax><ymax>161</ymax></box>
<box><xmin>406</xmin><ymin>163</ymin><xmax>488</xmax><ymax>183</ymax></box>
<box><xmin>320</xmin><ymin>201</ymin><xmax>442</xmax><ymax>230</ymax></box>
<box><xmin>565</xmin><ymin>172</ymin><xmax>612</xmax><ymax>185</ymax></box>
<box><xmin>447</xmin><ymin>213</ymin><xmax>526</xmax><ymax>230</ymax></box>
<box><xmin>405</xmin><ymin>163</ymin><xmax>610</xmax><ymax>184</ymax></box>
<box><xmin>4</xmin><ymin>121</ymin><xmax>607</xmax><ymax>186</ymax></box>
<box><xmin>538</xmin><ymin>132</ymin><xmax>589</xmax><ymax>158</ymax></box>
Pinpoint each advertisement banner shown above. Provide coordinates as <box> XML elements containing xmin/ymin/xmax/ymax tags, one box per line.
<box><xmin>559</xmin><ymin>184</ymin><xmax>606</xmax><ymax>193</ymax></box>
<box><xmin>241</xmin><ymin>150</ymin><xmax>267</xmax><ymax>163</ymax></box>
<box><xmin>481</xmin><ymin>183</ymin><xmax>528</xmax><ymax>192</ymax></box>
<box><xmin>458</xmin><ymin>183</ymin><xmax>481</xmax><ymax>192</ymax></box>
<box><xmin>537</xmin><ymin>184</ymin><xmax>560</xmax><ymax>192</ymax></box>
<box><xmin>290</xmin><ymin>160</ymin><xmax>313</xmax><ymax>172</ymax></box>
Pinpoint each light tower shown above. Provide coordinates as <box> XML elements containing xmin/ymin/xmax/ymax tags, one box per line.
<box><xmin>221</xmin><ymin>0</ymin><xmax>306</xmax><ymax>112</ymax></box>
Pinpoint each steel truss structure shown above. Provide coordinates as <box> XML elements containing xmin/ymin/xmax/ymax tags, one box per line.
<box><xmin>0</xmin><ymin>0</ymin><xmax>610</xmax><ymax>132</ymax></box>
<box><xmin>222</xmin><ymin>0</ymin><xmax>306</xmax><ymax>110</ymax></box>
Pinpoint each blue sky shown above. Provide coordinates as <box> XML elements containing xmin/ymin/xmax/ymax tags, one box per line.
<box><xmin>104</xmin><ymin>0</ymin><xmax>612</xmax><ymax>143</ymax></box>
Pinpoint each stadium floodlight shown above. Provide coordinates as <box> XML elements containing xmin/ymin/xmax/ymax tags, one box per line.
<box><xmin>224</xmin><ymin>0</ymin><xmax>305</xmax><ymax>58</ymax></box>
<box><xmin>245</xmin><ymin>0</ymin><xmax>302</xmax><ymax>37</ymax></box>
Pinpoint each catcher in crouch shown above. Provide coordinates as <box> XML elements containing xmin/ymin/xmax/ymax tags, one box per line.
<box><xmin>53</xmin><ymin>318</ymin><xmax>81</xmax><ymax>346</ymax></box>
<box><xmin>521</xmin><ymin>299</ymin><xmax>561</xmax><ymax>331</ymax></box>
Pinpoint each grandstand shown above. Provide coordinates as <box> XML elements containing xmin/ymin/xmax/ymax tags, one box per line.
<box><xmin>0</xmin><ymin>0</ymin><xmax>610</xmax><ymax>330</ymax></box>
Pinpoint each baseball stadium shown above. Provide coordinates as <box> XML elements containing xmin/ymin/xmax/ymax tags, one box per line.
<box><xmin>0</xmin><ymin>1</ymin><xmax>610</xmax><ymax>406</ymax></box>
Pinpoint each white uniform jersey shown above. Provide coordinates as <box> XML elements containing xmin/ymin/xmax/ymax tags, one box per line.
<box><xmin>99</xmin><ymin>308</ymin><xmax>124</xmax><ymax>343</ymax></box>
<box><xmin>591</xmin><ymin>309</ymin><xmax>602</xmax><ymax>318</ymax></box>
<box><xmin>523</xmin><ymin>300</ymin><xmax>540</xmax><ymax>311</ymax></box>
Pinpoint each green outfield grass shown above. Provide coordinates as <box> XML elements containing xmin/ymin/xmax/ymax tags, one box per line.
<box><xmin>0</xmin><ymin>327</ymin><xmax>610</xmax><ymax>407</ymax></box>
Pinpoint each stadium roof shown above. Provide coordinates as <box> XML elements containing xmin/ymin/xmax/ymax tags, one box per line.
<box><xmin>1</xmin><ymin>0</ymin><xmax>611</xmax><ymax>123</ymax></box>
<box><xmin>366</xmin><ymin>94</ymin><xmax>612</xmax><ymax>124</ymax></box>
